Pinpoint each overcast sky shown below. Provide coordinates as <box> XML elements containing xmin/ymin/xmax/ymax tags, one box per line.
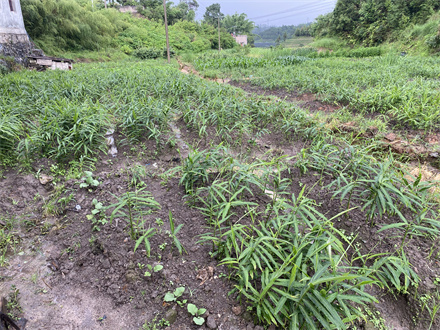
<box><xmin>195</xmin><ymin>0</ymin><xmax>338</xmax><ymax>27</ymax></box>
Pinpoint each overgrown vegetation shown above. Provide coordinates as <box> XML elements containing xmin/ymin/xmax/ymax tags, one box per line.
<box><xmin>312</xmin><ymin>0</ymin><xmax>440</xmax><ymax>51</ymax></box>
<box><xmin>21</xmin><ymin>0</ymin><xmax>235</xmax><ymax>57</ymax></box>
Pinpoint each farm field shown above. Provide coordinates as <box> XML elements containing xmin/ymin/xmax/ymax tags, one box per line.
<box><xmin>283</xmin><ymin>37</ymin><xmax>314</xmax><ymax>48</ymax></box>
<box><xmin>0</xmin><ymin>53</ymin><xmax>439</xmax><ymax>330</ymax></box>
<box><xmin>193</xmin><ymin>49</ymin><xmax>440</xmax><ymax>131</ymax></box>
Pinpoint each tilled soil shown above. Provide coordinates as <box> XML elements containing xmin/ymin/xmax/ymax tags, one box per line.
<box><xmin>0</xmin><ymin>133</ymin><xmax>293</xmax><ymax>330</ymax></box>
<box><xmin>228</xmin><ymin>81</ymin><xmax>340</xmax><ymax>113</ymax></box>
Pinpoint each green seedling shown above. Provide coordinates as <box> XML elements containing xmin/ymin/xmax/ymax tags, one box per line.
<box><xmin>108</xmin><ymin>188</ymin><xmax>160</xmax><ymax>242</ymax></box>
<box><xmin>86</xmin><ymin>199</ymin><xmax>107</xmax><ymax>231</ymax></box>
<box><xmin>187</xmin><ymin>303</ymin><xmax>206</xmax><ymax>325</ymax></box>
<box><xmin>80</xmin><ymin>171</ymin><xmax>99</xmax><ymax>188</ymax></box>
<box><xmin>142</xmin><ymin>315</ymin><xmax>170</xmax><ymax>330</ymax></box>
<box><xmin>0</xmin><ymin>229</ymin><xmax>18</xmax><ymax>267</ymax></box>
<box><xmin>144</xmin><ymin>264</ymin><xmax>163</xmax><ymax>277</ymax></box>
<box><xmin>7</xmin><ymin>285</ymin><xmax>22</xmax><ymax>320</ymax></box>
<box><xmin>176</xmin><ymin>299</ymin><xmax>187</xmax><ymax>307</ymax></box>
<box><xmin>168</xmin><ymin>211</ymin><xmax>186</xmax><ymax>255</ymax></box>
<box><xmin>164</xmin><ymin>287</ymin><xmax>186</xmax><ymax>305</ymax></box>
<box><xmin>134</xmin><ymin>227</ymin><xmax>157</xmax><ymax>257</ymax></box>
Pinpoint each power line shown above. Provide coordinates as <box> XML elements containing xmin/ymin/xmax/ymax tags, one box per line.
<box><xmin>196</xmin><ymin>0</ymin><xmax>336</xmax><ymax>25</ymax></box>
<box><xmin>254</xmin><ymin>2</ymin><xmax>336</xmax><ymax>24</ymax></box>
<box><xmin>250</xmin><ymin>1</ymin><xmax>336</xmax><ymax>22</ymax></box>
<box><xmin>249</xmin><ymin>0</ymin><xmax>325</xmax><ymax>20</ymax></box>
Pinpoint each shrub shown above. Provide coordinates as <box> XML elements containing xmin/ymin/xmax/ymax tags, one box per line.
<box><xmin>426</xmin><ymin>33</ymin><xmax>440</xmax><ymax>50</ymax></box>
<box><xmin>348</xmin><ymin>46</ymin><xmax>382</xmax><ymax>58</ymax></box>
<box><xmin>310</xmin><ymin>37</ymin><xmax>346</xmax><ymax>50</ymax></box>
<box><xmin>0</xmin><ymin>64</ymin><xmax>7</xmax><ymax>75</ymax></box>
<box><xmin>133</xmin><ymin>47</ymin><xmax>162</xmax><ymax>60</ymax></box>
<box><xmin>120</xmin><ymin>45</ymin><xmax>133</xmax><ymax>55</ymax></box>
<box><xmin>191</xmin><ymin>38</ymin><xmax>211</xmax><ymax>53</ymax></box>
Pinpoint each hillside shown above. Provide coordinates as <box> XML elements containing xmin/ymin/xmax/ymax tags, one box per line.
<box><xmin>21</xmin><ymin>0</ymin><xmax>235</xmax><ymax>59</ymax></box>
<box><xmin>312</xmin><ymin>0</ymin><xmax>440</xmax><ymax>53</ymax></box>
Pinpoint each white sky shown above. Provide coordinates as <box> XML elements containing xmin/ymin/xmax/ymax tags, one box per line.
<box><xmin>195</xmin><ymin>0</ymin><xmax>338</xmax><ymax>26</ymax></box>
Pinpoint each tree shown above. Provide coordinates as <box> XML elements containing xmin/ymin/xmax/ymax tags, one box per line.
<box><xmin>136</xmin><ymin>0</ymin><xmax>196</xmax><ymax>23</ymax></box>
<box><xmin>203</xmin><ymin>3</ymin><xmax>223</xmax><ymax>26</ymax></box>
<box><xmin>331</xmin><ymin>0</ymin><xmax>362</xmax><ymax>36</ymax></box>
<box><xmin>181</xmin><ymin>0</ymin><xmax>199</xmax><ymax>12</ymax></box>
<box><xmin>312</xmin><ymin>0</ymin><xmax>440</xmax><ymax>45</ymax></box>
<box><xmin>222</xmin><ymin>13</ymin><xmax>254</xmax><ymax>35</ymax></box>
<box><xmin>283</xmin><ymin>32</ymin><xmax>287</xmax><ymax>42</ymax></box>
<box><xmin>168</xmin><ymin>1</ymin><xmax>196</xmax><ymax>23</ymax></box>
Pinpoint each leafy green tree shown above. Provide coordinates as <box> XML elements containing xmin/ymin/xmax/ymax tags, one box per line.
<box><xmin>222</xmin><ymin>13</ymin><xmax>254</xmax><ymax>35</ymax></box>
<box><xmin>331</xmin><ymin>0</ymin><xmax>361</xmax><ymax>36</ymax></box>
<box><xmin>136</xmin><ymin>0</ymin><xmax>196</xmax><ymax>24</ymax></box>
<box><xmin>181</xmin><ymin>0</ymin><xmax>199</xmax><ymax>11</ymax></box>
<box><xmin>203</xmin><ymin>3</ymin><xmax>223</xmax><ymax>26</ymax></box>
<box><xmin>313</xmin><ymin>0</ymin><xmax>440</xmax><ymax>45</ymax></box>
<box><xmin>168</xmin><ymin>1</ymin><xmax>196</xmax><ymax>24</ymax></box>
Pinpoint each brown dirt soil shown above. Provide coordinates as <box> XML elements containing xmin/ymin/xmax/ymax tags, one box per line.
<box><xmin>0</xmin><ymin>119</ymin><xmax>312</xmax><ymax>329</ymax></box>
<box><xmin>0</xmin><ymin>136</ymin><xmax>261</xmax><ymax>329</ymax></box>
<box><xmin>228</xmin><ymin>81</ymin><xmax>340</xmax><ymax>113</ymax></box>
<box><xmin>0</xmin><ymin>131</ymin><xmax>438</xmax><ymax>330</ymax></box>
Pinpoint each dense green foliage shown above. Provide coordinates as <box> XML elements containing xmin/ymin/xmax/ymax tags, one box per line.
<box><xmin>0</xmin><ymin>60</ymin><xmax>306</xmax><ymax>162</ymax></box>
<box><xmin>203</xmin><ymin>3</ymin><xmax>224</xmax><ymax>26</ymax></box>
<box><xmin>223</xmin><ymin>13</ymin><xmax>254</xmax><ymax>35</ymax></box>
<box><xmin>313</xmin><ymin>0</ymin><xmax>440</xmax><ymax>47</ymax></box>
<box><xmin>134</xmin><ymin>0</ymin><xmax>199</xmax><ymax>24</ymax></box>
<box><xmin>221</xmin><ymin>13</ymin><xmax>255</xmax><ymax>46</ymax></box>
<box><xmin>21</xmin><ymin>0</ymin><xmax>235</xmax><ymax>55</ymax></box>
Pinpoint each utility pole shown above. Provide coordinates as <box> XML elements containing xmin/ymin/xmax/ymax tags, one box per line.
<box><xmin>218</xmin><ymin>16</ymin><xmax>221</xmax><ymax>52</ymax></box>
<box><xmin>163</xmin><ymin>0</ymin><xmax>171</xmax><ymax>63</ymax></box>
<box><xmin>105</xmin><ymin>0</ymin><xmax>107</xmax><ymax>9</ymax></box>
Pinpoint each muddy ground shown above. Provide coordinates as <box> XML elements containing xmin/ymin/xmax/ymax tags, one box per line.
<box><xmin>1</xmin><ymin>79</ymin><xmax>440</xmax><ymax>330</ymax></box>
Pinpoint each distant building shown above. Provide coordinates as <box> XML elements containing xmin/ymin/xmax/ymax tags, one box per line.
<box><xmin>232</xmin><ymin>34</ymin><xmax>248</xmax><ymax>46</ymax></box>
